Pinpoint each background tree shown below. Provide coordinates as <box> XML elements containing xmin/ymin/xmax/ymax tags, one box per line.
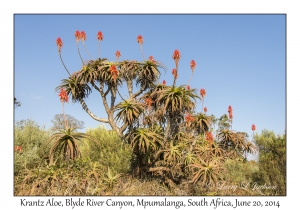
<box><xmin>14</xmin><ymin>97</ymin><xmax>21</xmax><ymax>108</ymax></box>
<box><xmin>217</xmin><ymin>114</ymin><xmax>230</xmax><ymax>131</ymax></box>
<box><xmin>51</xmin><ymin>113</ymin><xmax>85</xmax><ymax>132</ymax></box>
<box><xmin>253</xmin><ymin>130</ymin><xmax>286</xmax><ymax>195</ymax></box>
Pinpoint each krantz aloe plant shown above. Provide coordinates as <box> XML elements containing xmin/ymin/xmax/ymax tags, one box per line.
<box><xmin>55</xmin><ymin>31</ymin><xmax>257</xmax><ymax>185</ymax></box>
<box><xmin>47</xmin><ymin>87</ymin><xmax>98</xmax><ymax>165</ymax></box>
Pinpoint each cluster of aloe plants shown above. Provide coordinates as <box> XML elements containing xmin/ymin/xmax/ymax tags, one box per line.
<box><xmin>53</xmin><ymin>31</ymin><xmax>257</xmax><ymax>186</ymax></box>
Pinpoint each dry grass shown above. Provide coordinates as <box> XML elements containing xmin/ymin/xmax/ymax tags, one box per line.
<box><xmin>15</xmin><ymin>171</ymin><xmax>262</xmax><ymax>196</ymax></box>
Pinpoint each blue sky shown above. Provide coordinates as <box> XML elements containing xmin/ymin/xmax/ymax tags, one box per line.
<box><xmin>14</xmin><ymin>14</ymin><xmax>286</xmax><ymax>137</ymax></box>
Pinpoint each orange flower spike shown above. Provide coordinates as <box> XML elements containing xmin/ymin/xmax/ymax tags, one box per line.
<box><xmin>172</xmin><ymin>68</ymin><xmax>178</xmax><ymax>79</ymax></box>
<box><xmin>185</xmin><ymin>113</ymin><xmax>194</xmax><ymax>124</ymax></box>
<box><xmin>137</xmin><ymin>35</ymin><xmax>143</xmax><ymax>46</ymax></box>
<box><xmin>115</xmin><ymin>50</ymin><xmax>121</xmax><ymax>60</ymax></box>
<box><xmin>187</xmin><ymin>85</ymin><xmax>190</xmax><ymax>90</ymax></box>
<box><xmin>81</xmin><ymin>31</ymin><xmax>86</xmax><ymax>43</ymax></box>
<box><xmin>56</xmin><ymin>37</ymin><xmax>63</xmax><ymax>52</ymax></box>
<box><xmin>162</xmin><ymin>80</ymin><xmax>166</xmax><ymax>85</ymax></box>
<box><xmin>228</xmin><ymin>105</ymin><xmax>233</xmax><ymax>113</ymax></box>
<box><xmin>172</xmin><ymin>49</ymin><xmax>181</xmax><ymax>68</ymax></box>
<box><xmin>144</xmin><ymin>98</ymin><xmax>153</xmax><ymax>110</ymax></box>
<box><xmin>59</xmin><ymin>90</ymin><xmax>66</xmax><ymax>102</ymax></box>
<box><xmin>97</xmin><ymin>31</ymin><xmax>103</xmax><ymax>41</ymax></box>
<box><xmin>149</xmin><ymin>56</ymin><xmax>155</xmax><ymax>63</ymax></box>
<box><xmin>185</xmin><ymin>114</ymin><xmax>189</xmax><ymax>122</ymax></box>
<box><xmin>190</xmin><ymin>60</ymin><xmax>196</xmax><ymax>73</ymax></box>
<box><xmin>205</xmin><ymin>132</ymin><xmax>214</xmax><ymax>145</ymax></box>
<box><xmin>204</xmin><ymin>107</ymin><xmax>207</xmax><ymax>113</ymax></box>
<box><xmin>252</xmin><ymin>124</ymin><xmax>256</xmax><ymax>131</ymax></box>
<box><xmin>74</xmin><ymin>30</ymin><xmax>81</xmax><ymax>43</ymax></box>
<box><xmin>14</xmin><ymin>146</ymin><xmax>23</xmax><ymax>153</ymax></box>
<box><xmin>59</xmin><ymin>88</ymin><xmax>68</xmax><ymax>103</ymax></box>
<box><xmin>200</xmin><ymin>88</ymin><xmax>206</xmax><ymax>98</ymax></box>
<box><xmin>172</xmin><ymin>49</ymin><xmax>181</xmax><ymax>61</ymax></box>
<box><xmin>109</xmin><ymin>65</ymin><xmax>118</xmax><ymax>82</ymax></box>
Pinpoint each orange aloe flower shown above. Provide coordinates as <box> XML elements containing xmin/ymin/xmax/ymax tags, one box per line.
<box><xmin>59</xmin><ymin>88</ymin><xmax>68</xmax><ymax>103</ymax></box>
<box><xmin>74</xmin><ymin>30</ymin><xmax>81</xmax><ymax>43</ymax></box>
<box><xmin>109</xmin><ymin>65</ymin><xmax>119</xmax><ymax>83</ymax></box>
<box><xmin>56</xmin><ymin>37</ymin><xmax>63</xmax><ymax>52</ymax></box>
<box><xmin>115</xmin><ymin>50</ymin><xmax>121</xmax><ymax>60</ymax></box>
<box><xmin>204</xmin><ymin>107</ymin><xmax>207</xmax><ymax>113</ymax></box>
<box><xmin>97</xmin><ymin>31</ymin><xmax>103</xmax><ymax>41</ymax></box>
<box><xmin>137</xmin><ymin>35</ymin><xmax>143</xmax><ymax>45</ymax></box>
<box><xmin>185</xmin><ymin>113</ymin><xmax>194</xmax><ymax>124</ymax></box>
<box><xmin>206</xmin><ymin>132</ymin><xmax>214</xmax><ymax>145</ymax></box>
<box><xmin>144</xmin><ymin>97</ymin><xmax>153</xmax><ymax>110</ymax></box>
<box><xmin>149</xmin><ymin>56</ymin><xmax>155</xmax><ymax>63</ymax></box>
<box><xmin>228</xmin><ymin>105</ymin><xmax>232</xmax><ymax>113</ymax></box>
<box><xmin>81</xmin><ymin>31</ymin><xmax>86</xmax><ymax>43</ymax></box>
<box><xmin>172</xmin><ymin>68</ymin><xmax>178</xmax><ymax>79</ymax></box>
<box><xmin>190</xmin><ymin>60</ymin><xmax>196</xmax><ymax>72</ymax></box>
<box><xmin>14</xmin><ymin>146</ymin><xmax>23</xmax><ymax>153</ymax></box>
<box><xmin>252</xmin><ymin>124</ymin><xmax>256</xmax><ymax>131</ymax></box>
<box><xmin>200</xmin><ymin>88</ymin><xmax>206</xmax><ymax>98</ymax></box>
<box><xmin>172</xmin><ymin>49</ymin><xmax>181</xmax><ymax>68</ymax></box>
<box><xmin>187</xmin><ymin>85</ymin><xmax>190</xmax><ymax>90</ymax></box>
<box><xmin>162</xmin><ymin>80</ymin><xmax>166</xmax><ymax>85</ymax></box>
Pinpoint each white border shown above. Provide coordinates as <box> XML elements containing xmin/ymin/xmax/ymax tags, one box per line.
<box><xmin>2</xmin><ymin>0</ymin><xmax>298</xmax><ymax>209</ymax></box>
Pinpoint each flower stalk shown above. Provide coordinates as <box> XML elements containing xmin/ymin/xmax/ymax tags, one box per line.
<box><xmin>56</xmin><ymin>37</ymin><xmax>71</xmax><ymax>76</ymax></box>
<box><xmin>200</xmin><ymin>88</ymin><xmax>206</xmax><ymax>113</ymax></box>
<box><xmin>97</xmin><ymin>31</ymin><xmax>103</xmax><ymax>59</ymax></box>
<box><xmin>81</xmin><ymin>31</ymin><xmax>94</xmax><ymax>60</ymax></box>
<box><xmin>137</xmin><ymin>35</ymin><xmax>145</xmax><ymax>60</ymax></box>
<box><xmin>228</xmin><ymin>106</ymin><xmax>233</xmax><ymax>130</ymax></box>
<box><xmin>74</xmin><ymin>31</ymin><xmax>84</xmax><ymax>65</ymax></box>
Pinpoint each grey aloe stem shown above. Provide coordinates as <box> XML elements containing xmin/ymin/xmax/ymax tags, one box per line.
<box><xmin>76</xmin><ymin>42</ymin><xmax>84</xmax><ymax>65</ymax></box>
<box><xmin>140</xmin><ymin>44</ymin><xmax>145</xmax><ymax>60</ymax></box>
<box><xmin>59</xmin><ymin>52</ymin><xmax>71</xmax><ymax>76</ymax></box>
<box><xmin>83</xmin><ymin>42</ymin><xmax>94</xmax><ymax>60</ymax></box>
<box><xmin>62</xmin><ymin>102</ymin><xmax>68</xmax><ymax>129</ymax></box>
<box><xmin>172</xmin><ymin>67</ymin><xmax>178</xmax><ymax>88</ymax></box>
<box><xmin>187</xmin><ymin>71</ymin><xmax>194</xmax><ymax>85</ymax></box>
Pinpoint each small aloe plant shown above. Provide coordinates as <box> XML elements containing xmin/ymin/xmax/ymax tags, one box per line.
<box><xmin>102</xmin><ymin>167</ymin><xmax>123</xmax><ymax>189</ymax></box>
<box><xmin>47</xmin><ymin>88</ymin><xmax>98</xmax><ymax>165</ymax></box>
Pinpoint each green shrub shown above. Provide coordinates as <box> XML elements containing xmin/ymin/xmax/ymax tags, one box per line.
<box><xmin>14</xmin><ymin>119</ymin><xmax>51</xmax><ymax>175</ymax></box>
<box><xmin>224</xmin><ymin>159</ymin><xmax>259</xmax><ymax>184</ymax></box>
<box><xmin>81</xmin><ymin>126</ymin><xmax>132</xmax><ymax>174</ymax></box>
<box><xmin>253</xmin><ymin>130</ymin><xmax>286</xmax><ymax>195</ymax></box>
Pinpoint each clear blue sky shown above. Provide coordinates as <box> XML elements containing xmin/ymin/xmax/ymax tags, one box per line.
<box><xmin>14</xmin><ymin>14</ymin><xmax>286</xmax><ymax>137</ymax></box>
